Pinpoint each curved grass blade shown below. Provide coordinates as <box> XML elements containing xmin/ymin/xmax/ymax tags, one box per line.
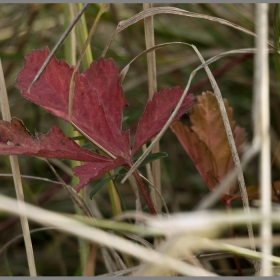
<box><xmin>102</xmin><ymin>6</ymin><xmax>275</xmax><ymax>57</ymax></box>
<box><xmin>28</xmin><ymin>3</ymin><xmax>89</xmax><ymax>92</ymax></box>
<box><xmin>120</xmin><ymin>42</ymin><xmax>191</xmax><ymax>84</ymax></box>
<box><xmin>121</xmin><ymin>47</ymin><xmax>274</xmax><ymax>183</ymax></box>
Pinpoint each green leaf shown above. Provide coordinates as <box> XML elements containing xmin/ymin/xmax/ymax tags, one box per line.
<box><xmin>138</xmin><ymin>152</ymin><xmax>168</xmax><ymax>169</ymax></box>
<box><xmin>89</xmin><ymin>175</ymin><xmax>117</xmax><ymax>199</ymax></box>
<box><xmin>71</xmin><ymin>135</ymin><xmax>85</xmax><ymax>140</ymax></box>
<box><xmin>118</xmin><ymin>168</ymin><xmax>128</xmax><ymax>175</ymax></box>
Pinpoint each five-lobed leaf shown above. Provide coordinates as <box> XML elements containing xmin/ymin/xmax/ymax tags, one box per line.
<box><xmin>0</xmin><ymin>47</ymin><xmax>195</xmax><ymax>193</ymax></box>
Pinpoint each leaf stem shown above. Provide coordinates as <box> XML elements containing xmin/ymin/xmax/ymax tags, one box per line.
<box><xmin>133</xmin><ymin>170</ymin><xmax>157</xmax><ymax>215</ymax></box>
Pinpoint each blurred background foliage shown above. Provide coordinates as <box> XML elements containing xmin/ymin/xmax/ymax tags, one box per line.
<box><xmin>0</xmin><ymin>3</ymin><xmax>279</xmax><ymax>276</ymax></box>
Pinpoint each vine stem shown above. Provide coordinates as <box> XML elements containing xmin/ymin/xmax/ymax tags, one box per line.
<box><xmin>133</xmin><ymin>170</ymin><xmax>157</xmax><ymax>215</ymax></box>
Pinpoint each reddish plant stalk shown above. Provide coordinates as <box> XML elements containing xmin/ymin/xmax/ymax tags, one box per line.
<box><xmin>133</xmin><ymin>170</ymin><xmax>157</xmax><ymax>215</ymax></box>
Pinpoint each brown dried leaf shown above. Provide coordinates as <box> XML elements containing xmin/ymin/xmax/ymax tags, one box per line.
<box><xmin>190</xmin><ymin>91</ymin><xmax>236</xmax><ymax>182</ymax></box>
<box><xmin>231</xmin><ymin>180</ymin><xmax>280</xmax><ymax>203</ymax></box>
<box><xmin>171</xmin><ymin>92</ymin><xmax>248</xmax><ymax>198</ymax></box>
<box><xmin>170</xmin><ymin>121</ymin><xmax>218</xmax><ymax>191</ymax></box>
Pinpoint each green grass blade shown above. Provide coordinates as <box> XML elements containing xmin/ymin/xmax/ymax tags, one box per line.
<box><xmin>90</xmin><ymin>175</ymin><xmax>117</xmax><ymax>199</ymax></box>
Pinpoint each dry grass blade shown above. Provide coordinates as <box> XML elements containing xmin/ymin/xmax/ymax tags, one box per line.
<box><xmin>254</xmin><ymin>4</ymin><xmax>271</xmax><ymax>276</ymax></box>
<box><xmin>101</xmin><ymin>265</ymin><xmax>142</xmax><ymax>276</ymax></box>
<box><xmin>120</xmin><ymin>42</ymin><xmax>192</xmax><ymax>84</ymax></box>
<box><xmin>27</xmin><ymin>3</ymin><xmax>89</xmax><ymax>92</ymax></box>
<box><xmin>0</xmin><ymin>173</ymin><xmax>64</xmax><ymax>185</ymax></box>
<box><xmin>143</xmin><ymin>3</ymin><xmax>161</xmax><ymax>215</ymax></box>
<box><xmin>119</xmin><ymin>45</ymin><xmax>264</xmax><ymax>85</ymax></box>
<box><xmin>145</xmin><ymin>210</ymin><xmax>280</xmax><ymax>237</ymax></box>
<box><xmin>42</xmin><ymin>158</ymin><xmax>94</xmax><ymax>218</ymax></box>
<box><xmin>102</xmin><ymin>6</ymin><xmax>275</xmax><ymax>57</ymax></box>
<box><xmin>193</xmin><ymin>237</ymin><xmax>280</xmax><ymax>266</ymax></box>
<box><xmin>0</xmin><ymin>60</ymin><xmax>37</xmax><ymax>276</ymax></box>
<box><xmin>148</xmin><ymin>181</ymin><xmax>169</xmax><ymax>215</ymax></box>
<box><xmin>120</xmin><ymin>45</ymin><xmax>265</xmax><ymax>94</ymax></box>
<box><xmin>48</xmin><ymin>158</ymin><xmax>73</xmax><ymax>176</ymax></box>
<box><xmin>0</xmin><ymin>194</ymin><xmax>217</xmax><ymax>276</ymax></box>
<box><xmin>190</xmin><ymin>46</ymin><xmax>258</xmax><ymax>271</ymax></box>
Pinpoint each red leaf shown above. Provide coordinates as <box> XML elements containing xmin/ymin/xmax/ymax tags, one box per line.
<box><xmin>83</xmin><ymin>58</ymin><xmax>130</xmax><ymax>159</ymax></box>
<box><xmin>132</xmin><ymin>87</ymin><xmax>195</xmax><ymax>154</ymax></box>
<box><xmin>0</xmin><ymin>118</ymin><xmax>112</xmax><ymax>163</ymax></box>
<box><xmin>16</xmin><ymin>47</ymin><xmax>130</xmax><ymax>159</ymax></box>
<box><xmin>13</xmin><ymin>48</ymin><xmax>195</xmax><ymax>204</ymax></box>
<box><xmin>73</xmin><ymin>157</ymin><xmax>126</xmax><ymax>192</ymax></box>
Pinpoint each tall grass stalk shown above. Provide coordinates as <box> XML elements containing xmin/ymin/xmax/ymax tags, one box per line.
<box><xmin>64</xmin><ymin>4</ymin><xmax>90</xmax><ymax>275</ymax></box>
<box><xmin>254</xmin><ymin>4</ymin><xmax>272</xmax><ymax>276</ymax></box>
<box><xmin>143</xmin><ymin>3</ymin><xmax>161</xmax><ymax>214</ymax></box>
<box><xmin>76</xmin><ymin>3</ymin><xmax>93</xmax><ymax>70</ymax></box>
<box><xmin>0</xmin><ymin>60</ymin><xmax>37</xmax><ymax>276</ymax></box>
